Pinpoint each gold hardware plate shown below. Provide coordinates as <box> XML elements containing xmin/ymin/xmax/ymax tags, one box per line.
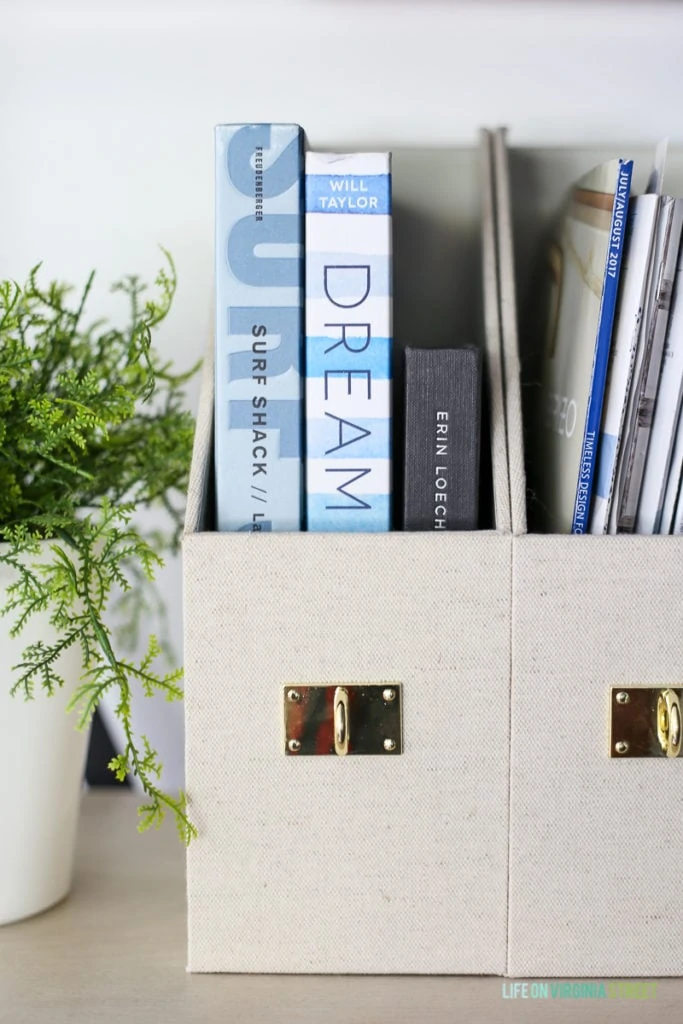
<box><xmin>284</xmin><ymin>684</ymin><xmax>403</xmax><ymax>756</ymax></box>
<box><xmin>610</xmin><ymin>687</ymin><xmax>682</xmax><ymax>758</ymax></box>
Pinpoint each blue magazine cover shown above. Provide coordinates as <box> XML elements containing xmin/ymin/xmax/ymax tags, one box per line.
<box><xmin>537</xmin><ymin>157</ymin><xmax>633</xmax><ymax>533</ymax></box>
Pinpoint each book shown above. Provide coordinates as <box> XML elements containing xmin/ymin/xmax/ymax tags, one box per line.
<box><xmin>636</xmin><ymin>226</ymin><xmax>683</xmax><ymax>532</ymax></box>
<box><xmin>590</xmin><ymin>195</ymin><xmax>660</xmax><ymax>533</ymax></box>
<box><xmin>214</xmin><ymin>123</ymin><xmax>304</xmax><ymax>532</ymax></box>
<box><xmin>402</xmin><ymin>347</ymin><xmax>482</xmax><ymax>531</ymax></box>
<box><xmin>305</xmin><ymin>152</ymin><xmax>393</xmax><ymax>531</ymax></box>
<box><xmin>613</xmin><ymin>196</ymin><xmax>683</xmax><ymax>531</ymax></box>
<box><xmin>536</xmin><ymin>157</ymin><xmax>633</xmax><ymax>533</ymax></box>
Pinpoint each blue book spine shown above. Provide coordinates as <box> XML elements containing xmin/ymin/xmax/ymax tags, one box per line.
<box><xmin>572</xmin><ymin>158</ymin><xmax>634</xmax><ymax>533</ymax></box>
<box><xmin>214</xmin><ymin>124</ymin><xmax>304</xmax><ymax>532</ymax></box>
<box><xmin>305</xmin><ymin>152</ymin><xmax>393</xmax><ymax>531</ymax></box>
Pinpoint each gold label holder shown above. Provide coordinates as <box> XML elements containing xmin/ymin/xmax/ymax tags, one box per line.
<box><xmin>284</xmin><ymin>684</ymin><xmax>403</xmax><ymax>756</ymax></box>
<box><xmin>610</xmin><ymin>687</ymin><xmax>682</xmax><ymax>758</ymax></box>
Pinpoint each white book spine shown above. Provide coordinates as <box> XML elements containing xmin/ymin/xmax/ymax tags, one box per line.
<box><xmin>590</xmin><ymin>196</ymin><xmax>659</xmax><ymax>533</ymax></box>
<box><xmin>636</xmin><ymin>228</ymin><xmax>683</xmax><ymax>533</ymax></box>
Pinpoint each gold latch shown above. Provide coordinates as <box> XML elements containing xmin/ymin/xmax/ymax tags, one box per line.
<box><xmin>284</xmin><ymin>684</ymin><xmax>402</xmax><ymax>756</ymax></box>
<box><xmin>610</xmin><ymin>687</ymin><xmax>682</xmax><ymax>758</ymax></box>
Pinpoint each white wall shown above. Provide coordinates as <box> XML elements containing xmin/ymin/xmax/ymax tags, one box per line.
<box><xmin>3</xmin><ymin>0</ymin><xmax>683</xmax><ymax>788</ymax></box>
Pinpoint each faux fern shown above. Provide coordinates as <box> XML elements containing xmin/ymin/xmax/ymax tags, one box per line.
<box><xmin>0</xmin><ymin>254</ymin><xmax>198</xmax><ymax>844</ymax></box>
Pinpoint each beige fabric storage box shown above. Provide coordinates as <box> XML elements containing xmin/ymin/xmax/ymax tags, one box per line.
<box><xmin>508</xmin><ymin>534</ymin><xmax>683</xmax><ymax>977</ymax></box>
<box><xmin>183</xmin><ymin>140</ymin><xmax>514</xmax><ymax>974</ymax></box>
<box><xmin>184</xmin><ymin>132</ymin><xmax>683</xmax><ymax>976</ymax></box>
<box><xmin>498</xmin><ymin>140</ymin><xmax>683</xmax><ymax>978</ymax></box>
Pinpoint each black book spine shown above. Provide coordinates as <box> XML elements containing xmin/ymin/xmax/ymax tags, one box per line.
<box><xmin>403</xmin><ymin>347</ymin><xmax>482</xmax><ymax>531</ymax></box>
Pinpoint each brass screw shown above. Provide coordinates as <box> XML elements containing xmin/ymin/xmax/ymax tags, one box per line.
<box><xmin>288</xmin><ymin>738</ymin><xmax>301</xmax><ymax>753</ymax></box>
<box><xmin>382</xmin><ymin>688</ymin><xmax>396</xmax><ymax>703</ymax></box>
<box><xmin>383</xmin><ymin>738</ymin><xmax>396</xmax><ymax>752</ymax></box>
<box><xmin>287</xmin><ymin>689</ymin><xmax>302</xmax><ymax>703</ymax></box>
<box><xmin>615</xmin><ymin>691</ymin><xmax>630</xmax><ymax>705</ymax></box>
<box><xmin>615</xmin><ymin>740</ymin><xmax>629</xmax><ymax>755</ymax></box>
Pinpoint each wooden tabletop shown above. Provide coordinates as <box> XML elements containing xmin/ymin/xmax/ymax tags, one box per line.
<box><xmin>0</xmin><ymin>791</ymin><xmax>677</xmax><ymax>1023</ymax></box>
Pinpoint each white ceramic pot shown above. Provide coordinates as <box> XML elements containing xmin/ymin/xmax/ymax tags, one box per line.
<box><xmin>0</xmin><ymin>544</ymin><xmax>89</xmax><ymax>926</ymax></box>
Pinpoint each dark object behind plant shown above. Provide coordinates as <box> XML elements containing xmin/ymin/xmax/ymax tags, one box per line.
<box><xmin>86</xmin><ymin>708</ymin><xmax>131</xmax><ymax>787</ymax></box>
<box><xmin>0</xmin><ymin>253</ymin><xmax>198</xmax><ymax>843</ymax></box>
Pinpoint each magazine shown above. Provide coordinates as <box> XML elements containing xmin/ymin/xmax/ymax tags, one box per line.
<box><xmin>536</xmin><ymin>157</ymin><xmax>633</xmax><ymax>533</ymax></box>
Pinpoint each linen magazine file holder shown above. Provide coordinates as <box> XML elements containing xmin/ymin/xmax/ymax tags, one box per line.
<box><xmin>494</xmin><ymin>132</ymin><xmax>683</xmax><ymax>977</ymax></box>
<box><xmin>183</xmin><ymin>138</ymin><xmax>514</xmax><ymax>974</ymax></box>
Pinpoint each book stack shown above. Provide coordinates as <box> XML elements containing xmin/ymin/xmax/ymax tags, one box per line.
<box><xmin>533</xmin><ymin>146</ymin><xmax>683</xmax><ymax>535</ymax></box>
<box><xmin>214</xmin><ymin>124</ymin><xmax>484</xmax><ymax>534</ymax></box>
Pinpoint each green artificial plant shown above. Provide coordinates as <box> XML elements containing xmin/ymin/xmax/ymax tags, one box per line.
<box><xmin>0</xmin><ymin>253</ymin><xmax>198</xmax><ymax>843</ymax></box>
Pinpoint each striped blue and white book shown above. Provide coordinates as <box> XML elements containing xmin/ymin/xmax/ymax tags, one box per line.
<box><xmin>214</xmin><ymin>123</ymin><xmax>304</xmax><ymax>532</ymax></box>
<box><xmin>305</xmin><ymin>152</ymin><xmax>393</xmax><ymax>531</ymax></box>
